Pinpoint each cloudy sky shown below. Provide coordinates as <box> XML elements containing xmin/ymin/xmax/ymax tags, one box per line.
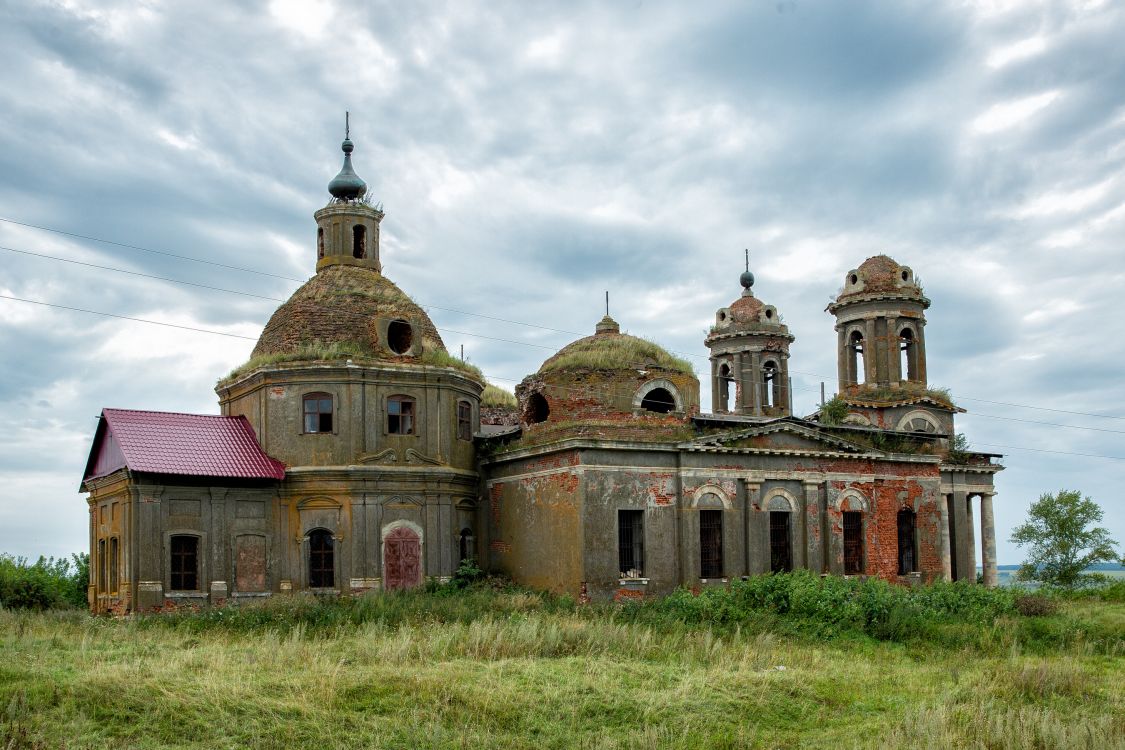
<box><xmin>1</xmin><ymin>0</ymin><xmax>1123</xmax><ymax>566</ymax></box>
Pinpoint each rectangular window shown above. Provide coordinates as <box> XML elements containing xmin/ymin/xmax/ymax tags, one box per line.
<box><xmin>388</xmin><ymin>396</ymin><xmax>415</xmax><ymax>435</ymax></box>
<box><xmin>699</xmin><ymin>510</ymin><xmax>723</xmax><ymax>578</ymax></box>
<box><xmin>170</xmin><ymin>535</ymin><xmax>199</xmax><ymax>591</ymax></box>
<box><xmin>769</xmin><ymin>512</ymin><xmax>792</xmax><ymax>573</ymax></box>
<box><xmin>109</xmin><ymin>537</ymin><xmax>119</xmax><ymax>594</ymax></box>
<box><xmin>303</xmin><ymin>394</ymin><xmax>333</xmax><ymax>433</ymax></box>
<box><xmin>843</xmin><ymin>511</ymin><xmax>863</xmax><ymax>575</ymax></box>
<box><xmin>97</xmin><ymin>539</ymin><xmax>106</xmax><ymax>591</ymax></box>
<box><xmin>618</xmin><ymin>510</ymin><xmax>644</xmax><ymax>578</ymax></box>
<box><xmin>457</xmin><ymin>401</ymin><xmax>472</xmax><ymax>441</ymax></box>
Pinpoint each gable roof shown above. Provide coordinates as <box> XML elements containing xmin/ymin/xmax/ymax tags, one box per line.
<box><xmin>82</xmin><ymin>408</ymin><xmax>285</xmax><ymax>486</ymax></box>
<box><xmin>687</xmin><ymin>418</ymin><xmax>872</xmax><ymax>454</ymax></box>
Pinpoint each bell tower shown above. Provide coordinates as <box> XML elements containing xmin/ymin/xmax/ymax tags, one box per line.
<box><xmin>826</xmin><ymin>255</ymin><xmax>929</xmax><ymax>394</ymax></box>
<box><xmin>314</xmin><ymin>113</ymin><xmax>384</xmax><ymax>273</ymax></box>
<box><xmin>704</xmin><ymin>255</ymin><xmax>795</xmax><ymax>417</ymax></box>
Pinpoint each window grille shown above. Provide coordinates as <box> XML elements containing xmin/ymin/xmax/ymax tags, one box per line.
<box><xmin>618</xmin><ymin>510</ymin><xmax>644</xmax><ymax>578</ymax></box>
<box><xmin>699</xmin><ymin>509</ymin><xmax>723</xmax><ymax>578</ymax></box>
<box><xmin>308</xmin><ymin>529</ymin><xmax>334</xmax><ymax>588</ymax></box>
<box><xmin>170</xmin><ymin>535</ymin><xmax>198</xmax><ymax>591</ymax></box>
<box><xmin>897</xmin><ymin>508</ymin><xmax>916</xmax><ymax>574</ymax></box>
<box><xmin>843</xmin><ymin>511</ymin><xmax>863</xmax><ymax>575</ymax></box>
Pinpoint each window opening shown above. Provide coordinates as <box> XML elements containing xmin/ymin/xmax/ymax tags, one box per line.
<box><xmin>525</xmin><ymin>392</ymin><xmax>549</xmax><ymax>424</ymax></box>
<box><xmin>946</xmin><ymin>495</ymin><xmax>959</xmax><ymax>580</ymax></box>
<box><xmin>897</xmin><ymin>508</ymin><xmax>916</xmax><ymax>575</ymax></box>
<box><xmin>699</xmin><ymin>509</ymin><xmax>723</xmax><ymax>578</ymax></box>
<box><xmin>618</xmin><ymin>510</ymin><xmax>644</xmax><ymax>578</ymax></box>
<box><xmin>457</xmin><ymin>400</ymin><xmax>473</xmax><ymax>441</ymax></box>
<box><xmin>308</xmin><ymin>529</ymin><xmax>334</xmax><ymax>588</ymax></box>
<box><xmin>458</xmin><ymin>528</ymin><xmax>474</xmax><ymax>564</ymax></box>
<box><xmin>387</xmin><ymin>320</ymin><xmax>413</xmax><ymax>354</ymax></box>
<box><xmin>849</xmin><ymin>331</ymin><xmax>865</xmax><ymax>385</ymax></box>
<box><xmin>640</xmin><ymin>387</ymin><xmax>675</xmax><ymax>414</ymax></box>
<box><xmin>388</xmin><ymin>395</ymin><xmax>416</xmax><ymax>435</ymax></box>
<box><xmin>97</xmin><ymin>539</ymin><xmax>106</xmax><ymax>591</ymax></box>
<box><xmin>899</xmin><ymin>328</ymin><xmax>917</xmax><ymax>381</ymax></box>
<box><xmin>843</xmin><ymin>511</ymin><xmax>863</xmax><ymax>575</ymax></box>
<box><xmin>109</xmin><ymin>537</ymin><xmax>119</xmax><ymax>594</ymax></box>
<box><xmin>769</xmin><ymin>512</ymin><xmax>792</xmax><ymax>573</ymax></box>
<box><xmin>762</xmin><ymin>362</ymin><xmax>777</xmax><ymax>408</ymax></box>
<box><xmin>303</xmin><ymin>393</ymin><xmax>333</xmax><ymax>433</ymax></box>
<box><xmin>719</xmin><ymin>363</ymin><xmax>735</xmax><ymax>412</ymax></box>
<box><xmin>170</xmin><ymin>535</ymin><xmax>199</xmax><ymax>591</ymax></box>
<box><xmin>352</xmin><ymin>224</ymin><xmax>366</xmax><ymax>259</ymax></box>
<box><xmin>317</xmin><ymin>227</ymin><xmax>325</xmax><ymax>259</ymax></box>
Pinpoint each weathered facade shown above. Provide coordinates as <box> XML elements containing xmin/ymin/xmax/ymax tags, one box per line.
<box><xmin>80</xmin><ymin>133</ymin><xmax>1002</xmax><ymax>613</ymax></box>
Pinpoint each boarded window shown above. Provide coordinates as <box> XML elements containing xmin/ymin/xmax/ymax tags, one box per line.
<box><xmin>769</xmin><ymin>512</ymin><xmax>792</xmax><ymax>573</ymax></box>
<box><xmin>618</xmin><ymin>510</ymin><xmax>644</xmax><ymax>578</ymax></box>
<box><xmin>303</xmin><ymin>393</ymin><xmax>333</xmax><ymax>433</ymax></box>
<box><xmin>235</xmin><ymin>535</ymin><xmax>267</xmax><ymax>592</ymax></box>
<box><xmin>457</xmin><ymin>400</ymin><xmax>472</xmax><ymax>441</ymax></box>
<box><xmin>699</xmin><ymin>509</ymin><xmax>723</xmax><ymax>578</ymax></box>
<box><xmin>170</xmin><ymin>535</ymin><xmax>199</xmax><ymax>591</ymax></box>
<box><xmin>388</xmin><ymin>395</ymin><xmax>415</xmax><ymax>435</ymax></box>
<box><xmin>308</xmin><ymin>529</ymin><xmax>334</xmax><ymax>588</ymax></box>
<box><xmin>843</xmin><ymin>512</ymin><xmax>863</xmax><ymax>575</ymax></box>
<box><xmin>897</xmin><ymin>508</ymin><xmax>916</xmax><ymax>575</ymax></box>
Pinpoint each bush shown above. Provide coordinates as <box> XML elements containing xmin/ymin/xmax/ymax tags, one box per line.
<box><xmin>1015</xmin><ymin>594</ymin><xmax>1059</xmax><ymax>617</ymax></box>
<box><xmin>0</xmin><ymin>554</ymin><xmax>88</xmax><ymax>610</ymax></box>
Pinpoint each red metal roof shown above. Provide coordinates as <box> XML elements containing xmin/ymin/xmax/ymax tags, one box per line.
<box><xmin>83</xmin><ymin>408</ymin><xmax>285</xmax><ymax>483</ymax></box>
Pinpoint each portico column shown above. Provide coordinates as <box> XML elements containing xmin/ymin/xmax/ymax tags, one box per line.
<box><xmin>864</xmin><ymin>318</ymin><xmax>877</xmax><ymax>385</ymax></box>
<box><xmin>711</xmin><ymin>359</ymin><xmax>722</xmax><ymax>413</ymax></box>
<box><xmin>964</xmin><ymin>494</ymin><xmax>977</xmax><ymax>583</ymax></box>
<box><xmin>939</xmin><ymin>491</ymin><xmax>952</xmax><ymax>582</ymax></box>
<box><xmin>980</xmin><ymin>493</ymin><xmax>998</xmax><ymax>588</ymax></box>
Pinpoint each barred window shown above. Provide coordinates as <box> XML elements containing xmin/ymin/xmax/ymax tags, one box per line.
<box><xmin>618</xmin><ymin>510</ymin><xmax>644</xmax><ymax>578</ymax></box>
<box><xmin>843</xmin><ymin>512</ymin><xmax>863</xmax><ymax>575</ymax></box>
<box><xmin>699</xmin><ymin>510</ymin><xmax>723</xmax><ymax>578</ymax></box>
<box><xmin>308</xmin><ymin>529</ymin><xmax>334</xmax><ymax>588</ymax></box>
<box><xmin>897</xmin><ymin>508</ymin><xmax>916</xmax><ymax>575</ymax></box>
<box><xmin>388</xmin><ymin>395</ymin><xmax>415</xmax><ymax>435</ymax></box>
<box><xmin>170</xmin><ymin>535</ymin><xmax>199</xmax><ymax>591</ymax></box>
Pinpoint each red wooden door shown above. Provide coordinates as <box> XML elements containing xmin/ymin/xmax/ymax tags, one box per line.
<box><xmin>384</xmin><ymin>527</ymin><xmax>422</xmax><ymax>590</ymax></box>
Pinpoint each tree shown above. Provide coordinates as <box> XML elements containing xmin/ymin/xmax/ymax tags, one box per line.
<box><xmin>1010</xmin><ymin>490</ymin><xmax>1119</xmax><ymax>588</ymax></box>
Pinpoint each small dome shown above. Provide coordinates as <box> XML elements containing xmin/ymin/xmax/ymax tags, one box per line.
<box><xmin>539</xmin><ymin>319</ymin><xmax>692</xmax><ymax>376</ymax></box>
<box><xmin>837</xmin><ymin>254</ymin><xmax>923</xmax><ymax>302</ymax></box>
<box><xmin>250</xmin><ymin>265</ymin><xmax>443</xmax><ymax>361</ymax></box>
<box><xmin>728</xmin><ymin>294</ymin><xmax>764</xmax><ymax>324</ymax></box>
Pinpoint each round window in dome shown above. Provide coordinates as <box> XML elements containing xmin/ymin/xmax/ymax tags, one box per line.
<box><xmin>901</xmin><ymin>270</ymin><xmax>909</xmax><ymax>281</ymax></box>
<box><xmin>525</xmin><ymin>392</ymin><xmax>550</xmax><ymax>424</ymax></box>
<box><xmin>640</xmin><ymin>387</ymin><xmax>676</xmax><ymax>414</ymax></box>
<box><xmin>849</xmin><ymin>273</ymin><xmax>859</xmax><ymax>285</ymax></box>
<box><xmin>387</xmin><ymin>320</ymin><xmax>414</xmax><ymax>355</ymax></box>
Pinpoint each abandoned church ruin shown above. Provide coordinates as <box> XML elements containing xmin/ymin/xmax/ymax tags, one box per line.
<box><xmin>80</xmin><ymin>133</ymin><xmax>1002</xmax><ymax>612</ymax></box>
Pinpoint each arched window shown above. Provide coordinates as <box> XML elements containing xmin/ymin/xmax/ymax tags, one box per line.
<box><xmin>719</xmin><ymin>362</ymin><xmax>735</xmax><ymax>412</ymax></box>
<box><xmin>762</xmin><ymin>361</ymin><xmax>777</xmax><ymax>408</ymax></box>
<box><xmin>352</xmin><ymin>224</ymin><xmax>366</xmax><ymax>259</ymax></box>
<box><xmin>641</xmin><ymin>387</ymin><xmax>675</xmax><ymax>414</ymax></box>
<box><xmin>525</xmin><ymin>392</ymin><xmax>549</xmax><ymax>424</ymax></box>
<box><xmin>458</xmin><ymin>528</ymin><xmax>474</xmax><ymax>564</ymax></box>
<box><xmin>849</xmin><ymin>331</ymin><xmax>865</xmax><ymax>386</ymax></box>
<box><xmin>303</xmin><ymin>393</ymin><xmax>333</xmax><ymax>433</ymax></box>
<box><xmin>457</xmin><ymin>400</ymin><xmax>473</xmax><ymax>441</ymax></box>
<box><xmin>843</xmin><ymin>512</ymin><xmax>863</xmax><ymax>575</ymax></box>
<box><xmin>308</xmin><ymin>529</ymin><xmax>334</xmax><ymax>588</ymax></box>
<box><xmin>900</xmin><ymin>328</ymin><xmax>918</xmax><ymax>382</ymax></box>
<box><xmin>317</xmin><ymin>227</ymin><xmax>325</xmax><ymax>259</ymax></box>
<box><xmin>699</xmin><ymin>510</ymin><xmax>723</xmax><ymax>578</ymax></box>
<box><xmin>387</xmin><ymin>395</ymin><xmax>416</xmax><ymax>435</ymax></box>
<box><xmin>170</xmin><ymin>535</ymin><xmax>199</xmax><ymax>591</ymax></box>
<box><xmin>897</xmin><ymin>508</ymin><xmax>916</xmax><ymax>575</ymax></box>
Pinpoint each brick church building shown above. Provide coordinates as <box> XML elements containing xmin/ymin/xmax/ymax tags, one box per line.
<box><xmin>80</xmin><ymin>133</ymin><xmax>1001</xmax><ymax>612</ymax></box>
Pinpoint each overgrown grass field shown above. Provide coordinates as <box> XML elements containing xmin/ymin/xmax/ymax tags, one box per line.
<box><xmin>2</xmin><ymin>574</ymin><xmax>1122</xmax><ymax>749</ymax></box>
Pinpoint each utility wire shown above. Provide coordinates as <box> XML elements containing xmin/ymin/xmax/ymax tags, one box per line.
<box><xmin>4</xmin><ymin>216</ymin><xmax>1124</xmax><ymax>423</ymax></box>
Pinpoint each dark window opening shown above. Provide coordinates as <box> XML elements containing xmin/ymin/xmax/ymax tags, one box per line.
<box><xmin>458</xmin><ymin>528</ymin><xmax>474</xmax><ymax>564</ymax></box>
<box><xmin>388</xmin><ymin>395</ymin><xmax>415</xmax><ymax>435</ymax></box>
<box><xmin>640</xmin><ymin>387</ymin><xmax>675</xmax><ymax>414</ymax></box>
<box><xmin>457</xmin><ymin>400</ymin><xmax>473</xmax><ymax>441</ymax></box>
<box><xmin>170</xmin><ymin>535</ymin><xmax>199</xmax><ymax>591</ymax></box>
<box><xmin>387</xmin><ymin>320</ymin><xmax>413</xmax><ymax>354</ymax></box>
<box><xmin>109</xmin><ymin>537</ymin><xmax>119</xmax><ymax>594</ymax></box>
<box><xmin>843</xmin><ymin>511</ymin><xmax>863</xmax><ymax>575</ymax></box>
<box><xmin>303</xmin><ymin>393</ymin><xmax>333</xmax><ymax>433</ymax></box>
<box><xmin>901</xmin><ymin>269</ymin><xmax>909</xmax><ymax>282</ymax></box>
<box><xmin>618</xmin><ymin>510</ymin><xmax>644</xmax><ymax>578</ymax></box>
<box><xmin>97</xmin><ymin>539</ymin><xmax>106</xmax><ymax>591</ymax></box>
<box><xmin>699</xmin><ymin>509</ymin><xmax>723</xmax><ymax>578</ymax></box>
<box><xmin>352</xmin><ymin>224</ymin><xmax>366</xmax><ymax>259</ymax></box>
<box><xmin>762</xmin><ymin>362</ymin><xmax>777</xmax><ymax>408</ymax></box>
<box><xmin>849</xmin><ymin>331</ymin><xmax>865</xmax><ymax>386</ymax></box>
<box><xmin>900</xmin><ymin>328</ymin><xmax>918</xmax><ymax>382</ymax></box>
<box><xmin>849</xmin><ymin>273</ymin><xmax>859</xmax><ymax>285</ymax></box>
<box><xmin>308</xmin><ymin>529</ymin><xmax>334</xmax><ymax>588</ymax></box>
<box><xmin>897</xmin><ymin>508</ymin><xmax>916</xmax><ymax>575</ymax></box>
<box><xmin>317</xmin><ymin>227</ymin><xmax>325</xmax><ymax>259</ymax></box>
<box><xmin>947</xmin><ymin>495</ymin><xmax>959</xmax><ymax>581</ymax></box>
<box><xmin>719</xmin><ymin>363</ymin><xmax>735</xmax><ymax>412</ymax></box>
<box><xmin>769</xmin><ymin>512</ymin><xmax>792</xmax><ymax>573</ymax></box>
<box><xmin>525</xmin><ymin>392</ymin><xmax>549</xmax><ymax>424</ymax></box>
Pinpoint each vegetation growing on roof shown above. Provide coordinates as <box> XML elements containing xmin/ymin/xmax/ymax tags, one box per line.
<box><xmin>818</xmin><ymin>396</ymin><xmax>850</xmax><ymax>425</ymax></box>
<box><xmin>418</xmin><ymin>349</ymin><xmax>484</xmax><ymax>381</ymax></box>
<box><xmin>481</xmin><ymin>384</ymin><xmax>518</xmax><ymax>408</ymax></box>
<box><xmin>845</xmin><ymin>382</ymin><xmax>955</xmax><ymax>409</ymax></box>
<box><xmin>541</xmin><ymin>335</ymin><xmax>694</xmax><ymax>375</ymax></box>
<box><xmin>219</xmin><ymin>341</ymin><xmax>371</xmax><ymax>385</ymax></box>
<box><xmin>494</xmin><ymin>419</ymin><xmax>697</xmax><ymax>454</ymax></box>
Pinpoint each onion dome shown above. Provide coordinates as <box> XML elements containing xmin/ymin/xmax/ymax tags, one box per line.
<box><xmin>833</xmin><ymin>254</ymin><xmax>926</xmax><ymax>307</ymax></box>
<box><xmin>327</xmin><ymin>136</ymin><xmax>367</xmax><ymax>201</ymax></box>
<box><xmin>249</xmin><ymin>265</ymin><xmax>444</xmax><ymax>361</ymax></box>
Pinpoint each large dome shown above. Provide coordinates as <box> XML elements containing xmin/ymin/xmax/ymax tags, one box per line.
<box><xmin>251</xmin><ymin>265</ymin><xmax>444</xmax><ymax>360</ymax></box>
<box><xmin>538</xmin><ymin>316</ymin><xmax>693</xmax><ymax>375</ymax></box>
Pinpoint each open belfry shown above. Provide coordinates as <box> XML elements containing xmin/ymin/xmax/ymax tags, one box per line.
<box><xmin>80</xmin><ymin>126</ymin><xmax>1002</xmax><ymax>612</ymax></box>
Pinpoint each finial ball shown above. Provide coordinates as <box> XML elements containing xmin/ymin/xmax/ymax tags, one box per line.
<box><xmin>740</xmin><ymin>270</ymin><xmax>755</xmax><ymax>289</ymax></box>
<box><xmin>341</xmin><ymin>138</ymin><xmax>354</xmax><ymax>154</ymax></box>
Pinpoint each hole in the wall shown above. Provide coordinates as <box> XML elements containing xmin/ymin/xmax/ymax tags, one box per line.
<box><xmin>849</xmin><ymin>273</ymin><xmax>858</xmax><ymax>285</ymax></box>
<box><xmin>719</xmin><ymin>311</ymin><xmax>727</xmax><ymax>321</ymax></box>
<box><xmin>765</xmin><ymin>309</ymin><xmax>774</xmax><ymax>319</ymax></box>
<box><xmin>387</xmin><ymin>320</ymin><xmax>413</xmax><ymax>354</ymax></box>
<box><xmin>317</xmin><ymin>227</ymin><xmax>325</xmax><ymax>259</ymax></box>
<box><xmin>901</xmin><ymin>270</ymin><xmax>909</xmax><ymax>281</ymax></box>
<box><xmin>641</xmin><ymin>387</ymin><xmax>676</xmax><ymax>414</ymax></box>
<box><xmin>525</xmin><ymin>392</ymin><xmax>550</xmax><ymax>424</ymax></box>
<box><xmin>352</xmin><ymin>224</ymin><xmax>367</xmax><ymax>259</ymax></box>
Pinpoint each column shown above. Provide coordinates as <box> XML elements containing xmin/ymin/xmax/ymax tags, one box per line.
<box><xmin>749</xmin><ymin>351</ymin><xmax>762</xmax><ymax>416</ymax></box>
<box><xmin>734</xmin><ymin>351</ymin><xmax>746</xmax><ymax>414</ymax></box>
<box><xmin>803</xmin><ymin>482</ymin><xmax>822</xmax><ymax>573</ymax></box>
<box><xmin>836</xmin><ymin>326</ymin><xmax>848</xmax><ymax>389</ymax></box>
<box><xmin>711</xmin><ymin>359</ymin><xmax>722</xmax><ymax>413</ymax></box>
<box><xmin>938</xmin><ymin>492</ymin><xmax>952</xmax><ymax>582</ymax></box>
<box><xmin>964</xmin><ymin>494</ymin><xmax>977</xmax><ymax>583</ymax></box>
<box><xmin>887</xmin><ymin>315</ymin><xmax>900</xmax><ymax>383</ymax></box>
<box><xmin>864</xmin><ymin>318</ymin><xmax>877</xmax><ymax>386</ymax></box>
<box><xmin>916</xmin><ymin>321</ymin><xmax>928</xmax><ymax>384</ymax></box>
<box><xmin>980</xmin><ymin>493</ymin><xmax>998</xmax><ymax>588</ymax></box>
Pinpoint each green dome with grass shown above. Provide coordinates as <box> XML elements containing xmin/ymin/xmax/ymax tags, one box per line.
<box><xmin>538</xmin><ymin>316</ymin><xmax>693</xmax><ymax>376</ymax></box>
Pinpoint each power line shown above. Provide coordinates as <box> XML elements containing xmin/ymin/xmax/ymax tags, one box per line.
<box><xmin>4</xmin><ymin>215</ymin><xmax>1124</xmax><ymax>424</ymax></box>
<box><xmin>964</xmin><ymin>411</ymin><xmax>1125</xmax><ymax>435</ymax></box>
<box><xmin>973</xmin><ymin>442</ymin><xmax>1125</xmax><ymax>462</ymax></box>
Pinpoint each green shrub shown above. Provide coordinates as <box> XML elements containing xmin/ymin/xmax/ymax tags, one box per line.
<box><xmin>0</xmin><ymin>554</ymin><xmax>87</xmax><ymax>610</ymax></box>
<box><xmin>1015</xmin><ymin>594</ymin><xmax>1059</xmax><ymax>617</ymax></box>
